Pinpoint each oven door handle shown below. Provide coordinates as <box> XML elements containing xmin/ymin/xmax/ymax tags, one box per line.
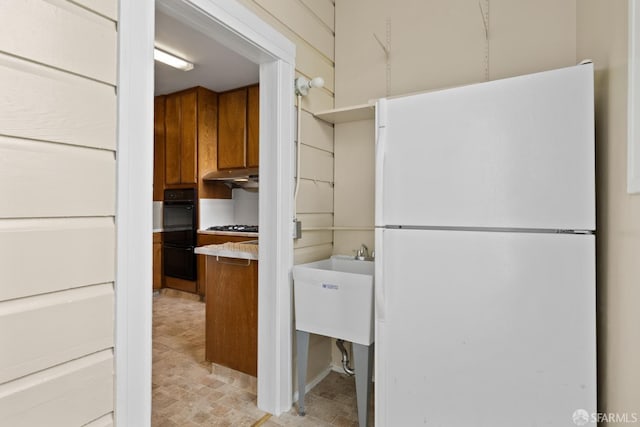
<box><xmin>162</xmin><ymin>226</ymin><xmax>194</xmax><ymax>232</ymax></box>
<box><xmin>163</xmin><ymin>243</ymin><xmax>195</xmax><ymax>250</ymax></box>
<box><xmin>164</xmin><ymin>202</ymin><xmax>194</xmax><ymax>208</ymax></box>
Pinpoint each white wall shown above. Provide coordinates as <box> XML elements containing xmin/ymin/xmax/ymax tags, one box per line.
<box><xmin>0</xmin><ymin>0</ymin><xmax>117</xmax><ymax>424</ymax></box>
<box><xmin>577</xmin><ymin>1</ymin><xmax>640</xmax><ymax>422</ymax></box>
<box><xmin>199</xmin><ymin>188</ymin><xmax>259</xmax><ymax>229</ymax></box>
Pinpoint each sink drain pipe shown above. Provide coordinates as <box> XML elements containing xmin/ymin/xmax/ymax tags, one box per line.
<box><xmin>336</xmin><ymin>339</ymin><xmax>355</xmax><ymax>376</ymax></box>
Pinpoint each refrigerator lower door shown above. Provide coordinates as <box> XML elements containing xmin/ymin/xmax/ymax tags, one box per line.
<box><xmin>375</xmin><ymin>228</ymin><xmax>596</xmax><ymax>426</ymax></box>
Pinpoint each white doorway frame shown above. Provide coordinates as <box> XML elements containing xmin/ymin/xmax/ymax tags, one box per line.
<box><xmin>116</xmin><ymin>0</ymin><xmax>296</xmax><ymax>425</ymax></box>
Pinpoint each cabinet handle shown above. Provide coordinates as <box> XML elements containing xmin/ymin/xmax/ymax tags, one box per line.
<box><xmin>215</xmin><ymin>256</ymin><xmax>252</xmax><ymax>266</ymax></box>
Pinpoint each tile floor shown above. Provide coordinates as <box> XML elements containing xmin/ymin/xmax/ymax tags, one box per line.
<box><xmin>152</xmin><ymin>290</ymin><xmax>372</xmax><ymax>426</ymax></box>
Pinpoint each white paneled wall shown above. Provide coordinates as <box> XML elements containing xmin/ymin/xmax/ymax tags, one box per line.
<box><xmin>236</xmin><ymin>0</ymin><xmax>336</xmax><ymax>391</ymax></box>
<box><xmin>0</xmin><ymin>0</ymin><xmax>117</xmax><ymax>424</ymax></box>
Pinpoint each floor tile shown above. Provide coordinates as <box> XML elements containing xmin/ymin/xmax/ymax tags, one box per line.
<box><xmin>152</xmin><ymin>292</ymin><xmax>372</xmax><ymax>426</ymax></box>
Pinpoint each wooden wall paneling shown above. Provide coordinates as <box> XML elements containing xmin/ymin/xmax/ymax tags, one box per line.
<box><xmin>0</xmin><ymin>54</ymin><xmax>116</xmax><ymax>151</ymax></box>
<box><xmin>255</xmin><ymin>0</ymin><xmax>334</xmax><ymax>61</ymax></box>
<box><xmin>0</xmin><ymin>137</ymin><xmax>115</xmax><ymax>218</ymax></box>
<box><xmin>300</xmin><ymin>0</ymin><xmax>334</xmax><ymax>31</ymax></box>
<box><xmin>294</xmin><ymin>230</ymin><xmax>333</xmax><ymax>249</ymax></box>
<box><xmin>71</xmin><ymin>0</ymin><xmax>118</xmax><ymax>21</ymax></box>
<box><xmin>300</xmin><ymin>111</ymin><xmax>334</xmax><ymax>152</ymax></box>
<box><xmin>180</xmin><ymin>89</ymin><xmax>198</xmax><ymax>184</ymax></box>
<box><xmin>234</xmin><ymin>0</ymin><xmax>335</xmax><ymax>93</ymax></box>
<box><xmin>153</xmin><ymin>96</ymin><xmax>166</xmax><ymax>201</ymax></box>
<box><xmin>0</xmin><ymin>218</ymin><xmax>115</xmax><ymax>302</ymax></box>
<box><xmin>164</xmin><ymin>94</ymin><xmax>181</xmax><ymax>185</ymax></box>
<box><xmin>300</xmin><ymin>144</ymin><xmax>333</xmax><ymax>182</ymax></box>
<box><xmin>0</xmin><ymin>284</ymin><xmax>114</xmax><ymax>383</ymax></box>
<box><xmin>296</xmin><ymin>213</ymin><xmax>333</xmax><ymax>228</ymax></box>
<box><xmin>247</xmin><ymin>84</ymin><xmax>260</xmax><ymax>168</ymax></box>
<box><xmin>0</xmin><ymin>350</ymin><xmax>114</xmax><ymax>427</ymax></box>
<box><xmin>293</xmin><ymin>243</ymin><xmax>333</xmax><ymax>265</ymax></box>
<box><xmin>296</xmin><ymin>45</ymin><xmax>335</xmax><ymax>94</ymax></box>
<box><xmin>294</xmin><ymin>213</ymin><xmax>334</xmax><ymax>249</ymax></box>
<box><xmin>296</xmin><ymin>180</ymin><xmax>334</xmax><ymax>214</ymax></box>
<box><xmin>218</xmin><ymin>88</ymin><xmax>248</xmax><ymax>170</ymax></box>
<box><xmin>0</xmin><ymin>0</ymin><xmax>117</xmax><ymax>84</ymax></box>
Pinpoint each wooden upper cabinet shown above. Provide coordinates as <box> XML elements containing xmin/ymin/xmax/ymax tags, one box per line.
<box><xmin>153</xmin><ymin>96</ymin><xmax>166</xmax><ymax>201</ymax></box>
<box><xmin>164</xmin><ymin>88</ymin><xmax>202</xmax><ymax>186</ymax></box>
<box><xmin>164</xmin><ymin>93</ymin><xmax>181</xmax><ymax>185</ymax></box>
<box><xmin>218</xmin><ymin>88</ymin><xmax>248</xmax><ymax>170</ymax></box>
<box><xmin>180</xmin><ymin>90</ymin><xmax>198</xmax><ymax>184</ymax></box>
<box><xmin>247</xmin><ymin>85</ymin><xmax>259</xmax><ymax>168</ymax></box>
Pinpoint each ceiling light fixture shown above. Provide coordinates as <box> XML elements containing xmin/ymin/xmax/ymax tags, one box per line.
<box><xmin>154</xmin><ymin>48</ymin><xmax>194</xmax><ymax>71</ymax></box>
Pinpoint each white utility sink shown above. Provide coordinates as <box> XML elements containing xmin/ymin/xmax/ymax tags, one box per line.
<box><xmin>293</xmin><ymin>255</ymin><xmax>374</xmax><ymax>345</ymax></box>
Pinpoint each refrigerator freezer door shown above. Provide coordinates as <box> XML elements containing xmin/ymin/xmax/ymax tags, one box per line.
<box><xmin>375</xmin><ymin>228</ymin><xmax>596</xmax><ymax>426</ymax></box>
<box><xmin>376</xmin><ymin>64</ymin><xmax>595</xmax><ymax>231</ymax></box>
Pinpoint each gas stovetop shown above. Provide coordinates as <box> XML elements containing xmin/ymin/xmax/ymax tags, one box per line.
<box><xmin>207</xmin><ymin>225</ymin><xmax>259</xmax><ymax>233</ymax></box>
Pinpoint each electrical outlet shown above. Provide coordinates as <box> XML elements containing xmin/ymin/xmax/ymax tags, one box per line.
<box><xmin>293</xmin><ymin>219</ymin><xmax>302</xmax><ymax>239</ymax></box>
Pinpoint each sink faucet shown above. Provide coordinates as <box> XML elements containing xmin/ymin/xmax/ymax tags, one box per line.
<box><xmin>355</xmin><ymin>244</ymin><xmax>370</xmax><ymax>260</ymax></box>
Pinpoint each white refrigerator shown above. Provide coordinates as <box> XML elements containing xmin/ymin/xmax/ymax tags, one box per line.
<box><xmin>374</xmin><ymin>63</ymin><xmax>596</xmax><ymax>426</ymax></box>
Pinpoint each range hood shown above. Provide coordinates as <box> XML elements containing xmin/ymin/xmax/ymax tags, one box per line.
<box><xmin>202</xmin><ymin>168</ymin><xmax>259</xmax><ymax>189</ymax></box>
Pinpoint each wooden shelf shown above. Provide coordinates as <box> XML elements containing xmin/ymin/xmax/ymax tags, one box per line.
<box><xmin>313</xmin><ymin>103</ymin><xmax>375</xmax><ymax>124</ymax></box>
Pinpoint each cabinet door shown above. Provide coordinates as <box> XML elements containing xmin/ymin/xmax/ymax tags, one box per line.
<box><xmin>180</xmin><ymin>90</ymin><xmax>198</xmax><ymax>184</ymax></box>
<box><xmin>206</xmin><ymin>257</ymin><xmax>258</xmax><ymax>376</ymax></box>
<box><xmin>247</xmin><ymin>85</ymin><xmax>259</xmax><ymax>168</ymax></box>
<box><xmin>164</xmin><ymin>94</ymin><xmax>181</xmax><ymax>185</ymax></box>
<box><xmin>153</xmin><ymin>96</ymin><xmax>166</xmax><ymax>200</ymax></box>
<box><xmin>218</xmin><ymin>88</ymin><xmax>247</xmax><ymax>170</ymax></box>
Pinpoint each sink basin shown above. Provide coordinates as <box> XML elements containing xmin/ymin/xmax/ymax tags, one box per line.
<box><xmin>293</xmin><ymin>255</ymin><xmax>374</xmax><ymax>345</ymax></box>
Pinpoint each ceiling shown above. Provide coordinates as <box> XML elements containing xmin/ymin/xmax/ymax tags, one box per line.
<box><xmin>154</xmin><ymin>9</ymin><xmax>259</xmax><ymax>95</ymax></box>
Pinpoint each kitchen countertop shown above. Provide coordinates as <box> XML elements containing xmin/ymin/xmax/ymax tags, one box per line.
<box><xmin>195</xmin><ymin>241</ymin><xmax>259</xmax><ymax>260</ymax></box>
<box><xmin>198</xmin><ymin>229</ymin><xmax>259</xmax><ymax>238</ymax></box>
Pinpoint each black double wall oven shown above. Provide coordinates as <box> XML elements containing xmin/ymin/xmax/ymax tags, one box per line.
<box><xmin>163</xmin><ymin>188</ymin><xmax>197</xmax><ymax>281</ymax></box>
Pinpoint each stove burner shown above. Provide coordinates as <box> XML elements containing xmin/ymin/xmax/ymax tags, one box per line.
<box><xmin>207</xmin><ymin>224</ymin><xmax>259</xmax><ymax>233</ymax></box>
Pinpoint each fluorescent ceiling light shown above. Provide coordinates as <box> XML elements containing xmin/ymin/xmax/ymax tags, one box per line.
<box><xmin>154</xmin><ymin>48</ymin><xmax>194</xmax><ymax>71</ymax></box>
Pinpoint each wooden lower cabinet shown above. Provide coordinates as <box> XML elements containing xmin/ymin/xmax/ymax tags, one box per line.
<box><xmin>153</xmin><ymin>233</ymin><xmax>162</xmax><ymax>290</ymax></box>
<box><xmin>205</xmin><ymin>256</ymin><xmax>258</xmax><ymax>377</ymax></box>
<box><xmin>196</xmin><ymin>233</ymin><xmax>255</xmax><ymax>298</ymax></box>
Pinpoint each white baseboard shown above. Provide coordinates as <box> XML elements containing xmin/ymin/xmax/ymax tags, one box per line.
<box><xmin>331</xmin><ymin>362</ymin><xmax>376</xmax><ymax>383</ymax></box>
<box><xmin>330</xmin><ymin>363</ymin><xmax>345</xmax><ymax>374</ymax></box>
